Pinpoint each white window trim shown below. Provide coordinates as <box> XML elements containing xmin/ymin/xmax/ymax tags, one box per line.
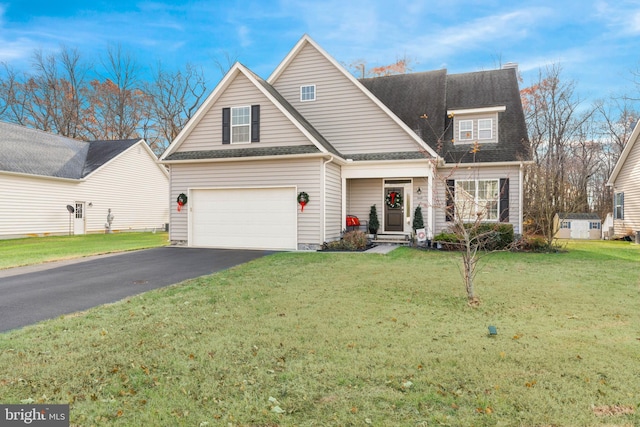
<box><xmin>300</xmin><ymin>84</ymin><xmax>316</xmax><ymax>102</ymax></box>
<box><xmin>459</xmin><ymin>119</ymin><xmax>473</xmax><ymax>141</ymax></box>
<box><xmin>448</xmin><ymin>105</ymin><xmax>506</xmax><ymax>115</ymax></box>
<box><xmin>231</xmin><ymin>105</ymin><xmax>251</xmax><ymax>144</ymax></box>
<box><xmin>478</xmin><ymin>118</ymin><xmax>493</xmax><ymax>140</ymax></box>
<box><xmin>614</xmin><ymin>192</ymin><xmax>624</xmax><ymax>219</ymax></box>
<box><xmin>455</xmin><ymin>179</ymin><xmax>500</xmax><ymax>222</ymax></box>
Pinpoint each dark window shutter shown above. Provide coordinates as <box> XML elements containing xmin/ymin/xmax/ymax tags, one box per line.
<box><xmin>446</xmin><ymin>179</ymin><xmax>455</xmax><ymax>222</ymax></box>
<box><xmin>251</xmin><ymin>104</ymin><xmax>260</xmax><ymax>142</ymax></box>
<box><xmin>499</xmin><ymin>178</ymin><xmax>510</xmax><ymax>222</ymax></box>
<box><xmin>222</xmin><ymin>107</ymin><xmax>230</xmax><ymax>144</ymax></box>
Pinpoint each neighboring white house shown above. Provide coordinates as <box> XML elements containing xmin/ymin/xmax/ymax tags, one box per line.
<box><xmin>0</xmin><ymin>121</ymin><xmax>169</xmax><ymax>238</ymax></box>
<box><xmin>607</xmin><ymin>119</ymin><xmax>640</xmax><ymax>239</ymax></box>
<box><xmin>554</xmin><ymin>213</ymin><xmax>602</xmax><ymax>240</ymax></box>
<box><xmin>160</xmin><ymin>35</ymin><xmax>530</xmax><ymax>251</ymax></box>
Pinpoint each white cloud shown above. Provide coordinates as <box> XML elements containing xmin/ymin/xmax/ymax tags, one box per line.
<box><xmin>237</xmin><ymin>25</ymin><xmax>251</xmax><ymax>48</ymax></box>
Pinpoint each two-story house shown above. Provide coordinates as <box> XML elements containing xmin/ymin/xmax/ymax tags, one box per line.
<box><xmin>160</xmin><ymin>35</ymin><xmax>530</xmax><ymax>250</ymax></box>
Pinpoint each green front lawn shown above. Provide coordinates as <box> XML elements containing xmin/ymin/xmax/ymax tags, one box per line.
<box><xmin>0</xmin><ymin>232</ymin><xmax>169</xmax><ymax>270</ymax></box>
<box><xmin>0</xmin><ymin>240</ymin><xmax>638</xmax><ymax>426</ymax></box>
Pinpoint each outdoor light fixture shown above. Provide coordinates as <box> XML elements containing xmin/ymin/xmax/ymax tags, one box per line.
<box><xmin>417</xmin><ymin>187</ymin><xmax>422</xmax><ymax>195</ymax></box>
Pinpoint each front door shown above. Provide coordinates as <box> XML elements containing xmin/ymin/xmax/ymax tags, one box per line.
<box><xmin>384</xmin><ymin>187</ymin><xmax>404</xmax><ymax>232</ymax></box>
<box><xmin>73</xmin><ymin>202</ymin><xmax>85</xmax><ymax>235</ymax></box>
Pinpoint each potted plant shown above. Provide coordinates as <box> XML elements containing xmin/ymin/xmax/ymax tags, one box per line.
<box><xmin>368</xmin><ymin>204</ymin><xmax>379</xmax><ymax>236</ymax></box>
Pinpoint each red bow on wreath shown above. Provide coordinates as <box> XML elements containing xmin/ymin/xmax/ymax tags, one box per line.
<box><xmin>177</xmin><ymin>193</ymin><xmax>188</xmax><ymax>212</ymax></box>
<box><xmin>297</xmin><ymin>192</ymin><xmax>309</xmax><ymax>212</ymax></box>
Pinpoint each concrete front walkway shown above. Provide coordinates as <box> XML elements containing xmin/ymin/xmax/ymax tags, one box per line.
<box><xmin>364</xmin><ymin>245</ymin><xmax>400</xmax><ymax>254</ymax></box>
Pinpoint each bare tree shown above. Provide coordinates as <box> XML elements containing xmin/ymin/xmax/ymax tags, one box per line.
<box><xmin>83</xmin><ymin>44</ymin><xmax>147</xmax><ymax>140</ymax></box>
<box><xmin>144</xmin><ymin>63</ymin><xmax>207</xmax><ymax>153</ymax></box>
<box><xmin>0</xmin><ymin>47</ymin><xmax>89</xmax><ymax>137</ymax></box>
<box><xmin>213</xmin><ymin>51</ymin><xmax>239</xmax><ymax>77</ymax></box>
<box><xmin>521</xmin><ymin>64</ymin><xmax>597</xmax><ymax>244</ymax></box>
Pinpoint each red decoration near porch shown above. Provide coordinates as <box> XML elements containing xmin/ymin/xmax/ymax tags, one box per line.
<box><xmin>346</xmin><ymin>215</ymin><xmax>360</xmax><ymax>227</ymax></box>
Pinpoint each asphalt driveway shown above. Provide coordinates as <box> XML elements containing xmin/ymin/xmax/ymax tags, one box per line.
<box><xmin>0</xmin><ymin>247</ymin><xmax>273</xmax><ymax>333</ymax></box>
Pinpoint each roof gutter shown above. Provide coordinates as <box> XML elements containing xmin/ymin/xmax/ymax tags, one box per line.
<box><xmin>161</xmin><ymin>152</ymin><xmax>347</xmax><ymax>165</ymax></box>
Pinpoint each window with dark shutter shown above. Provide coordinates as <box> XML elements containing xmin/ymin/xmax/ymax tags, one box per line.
<box><xmin>222</xmin><ymin>107</ymin><xmax>230</xmax><ymax>144</ymax></box>
<box><xmin>251</xmin><ymin>105</ymin><xmax>260</xmax><ymax>142</ymax></box>
<box><xmin>499</xmin><ymin>178</ymin><xmax>509</xmax><ymax>222</ymax></box>
<box><xmin>446</xmin><ymin>179</ymin><xmax>455</xmax><ymax>221</ymax></box>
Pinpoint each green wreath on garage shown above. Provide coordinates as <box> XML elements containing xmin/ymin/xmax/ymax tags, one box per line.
<box><xmin>177</xmin><ymin>193</ymin><xmax>188</xmax><ymax>212</ymax></box>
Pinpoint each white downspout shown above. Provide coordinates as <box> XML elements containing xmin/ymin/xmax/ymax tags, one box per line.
<box><xmin>322</xmin><ymin>156</ymin><xmax>335</xmax><ymax>243</ymax></box>
<box><xmin>428</xmin><ymin>163</ymin><xmax>434</xmax><ymax>240</ymax></box>
<box><xmin>519</xmin><ymin>163</ymin><xmax>524</xmax><ymax>235</ymax></box>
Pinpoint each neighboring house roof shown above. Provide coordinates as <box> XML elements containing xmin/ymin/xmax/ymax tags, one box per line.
<box><xmin>607</xmin><ymin>118</ymin><xmax>640</xmax><ymax>186</ymax></box>
<box><xmin>557</xmin><ymin>213</ymin><xmax>601</xmax><ymax>220</ymax></box>
<box><xmin>0</xmin><ymin>121</ymin><xmax>147</xmax><ymax>180</ymax></box>
<box><xmin>361</xmin><ymin>68</ymin><xmax>530</xmax><ymax>164</ymax></box>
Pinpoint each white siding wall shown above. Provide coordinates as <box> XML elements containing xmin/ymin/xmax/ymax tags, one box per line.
<box><xmin>272</xmin><ymin>43</ymin><xmax>421</xmax><ymax>155</ymax></box>
<box><xmin>324</xmin><ymin>161</ymin><xmax>342</xmax><ymax>242</ymax></box>
<box><xmin>613</xmin><ymin>138</ymin><xmax>640</xmax><ymax>237</ymax></box>
<box><xmin>346</xmin><ymin>179</ymin><xmax>384</xmax><ymax>228</ymax></box>
<box><xmin>169</xmin><ymin>158</ymin><xmax>324</xmax><ymax>248</ymax></box>
<box><xmin>346</xmin><ymin>177</ymin><xmax>431</xmax><ymax>234</ymax></box>
<box><xmin>433</xmin><ymin>165</ymin><xmax>522</xmax><ymax>234</ymax></box>
<box><xmin>0</xmin><ymin>144</ymin><xmax>169</xmax><ymax>238</ymax></box>
<box><xmin>178</xmin><ymin>73</ymin><xmax>315</xmax><ymax>152</ymax></box>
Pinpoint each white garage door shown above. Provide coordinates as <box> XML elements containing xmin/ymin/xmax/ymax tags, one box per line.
<box><xmin>190</xmin><ymin>187</ymin><xmax>297</xmax><ymax>250</ymax></box>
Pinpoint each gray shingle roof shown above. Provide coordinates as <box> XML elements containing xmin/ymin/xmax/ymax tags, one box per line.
<box><xmin>558</xmin><ymin>212</ymin><xmax>601</xmax><ymax>220</ymax></box>
<box><xmin>361</xmin><ymin>68</ymin><xmax>530</xmax><ymax>163</ymax></box>
<box><xmin>0</xmin><ymin>121</ymin><xmax>141</xmax><ymax>179</ymax></box>
<box><xmin>164</xmin><ymin>145</ymin><xmax>320</xmax><ymax>161</ymax></box>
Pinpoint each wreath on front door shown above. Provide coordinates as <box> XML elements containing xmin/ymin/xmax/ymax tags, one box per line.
<box><xmin>385</xmin><ymin>191</ymin><xmax>403</xmax><ymax>209</ymax></box>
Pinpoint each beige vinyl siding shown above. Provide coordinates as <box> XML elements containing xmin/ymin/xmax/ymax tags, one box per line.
<box><xmin>453</xmin><ymin>113</ymin><xmax>499</xmax><ymax>145</ymax></box>
<box><xmin>178</xmin><ymin>73</ymin><xmax>315</xmax><ymax>152</ymax></box>
<box><xmin>0</xmin><ymin>144</ymin><xmax>169</xmax><ymax>238</ymax></box>
<box><xmin>169</xmin><ymin>158</ymin><xmax>324</xmax><ymax>247</ymax></box>
<box><xmin>433</xmin><ymin>165</ymin><xmax>521</xmax><ymax>234</ymax></box>
<box><xmin>272</xmin><ymin>43</ymin><xmax>420</xmax><ymax>155</ymax></box>
<box><xmin>612</xmin><ymin>138</ymin><xmax>640</xmax><ymax>237</ymax></box>
<box><xmin>0</xmin><ymin>174</ymin><xmax>80</xmax><ymax>237</ymax></box>
<box><xmin>346</xmin><ymin>179</ymin><xmax>384</xmax><ymax>226</ymax></box>
<box><xmin>324</xmin><ymin>161</ymin><xmax>342</xmax><ymax>242</ymax></box>
<box><xmin>78</xmin><ymin>144</ymin><xmax>169</xmax><ymax>232</ymax></box>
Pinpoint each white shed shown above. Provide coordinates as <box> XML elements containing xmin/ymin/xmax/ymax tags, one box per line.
<box><xmin>554</xmin><ymin>213</ymin><xmax>602</xmax><ymax>240</ymax></box>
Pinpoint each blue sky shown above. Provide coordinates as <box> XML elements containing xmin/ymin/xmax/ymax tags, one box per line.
<box><xmin>1</xmin><ymin>0</ymin><xmax>640</xmax><ymax>103</ymax></box>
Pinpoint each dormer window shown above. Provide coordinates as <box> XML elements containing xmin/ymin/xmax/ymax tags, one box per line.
<box><xmin>459</xmin><ymin>120</ymin><xmax>473</xmax><ymax>141</ymax></box>
<box><xmin>478</xmin><ymin>119</ymin><xmax>493</xmax><ymax>140</ymax></box>
<box><xmin>300</xmin><ymin>85</ymin><xmax>316</xmax><ymax>101</ymax></box>
<box><xmin>448</xmin><ymin>106</ymin><xmax>505</xmax><ymax>144</ymax></box>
